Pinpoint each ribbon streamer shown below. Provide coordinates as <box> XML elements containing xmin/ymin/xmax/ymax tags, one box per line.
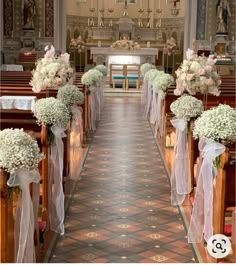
<box><xmin>145</xmin><ymin>81</ymin><xmax>153</xmax><ymax>119</ymax></box>
<box><xmin>49</xmin><ymin>125</ymin><xmax>66</xmax><ymax>235</ymax></box>
<box><xmin>88</xmin><ymin>85</ymin><xmax>97</xmax><ymax>130</ymax></box>
<box><xmin>70</xmin><ymin>106</ymin><xmax>83</xmax><ymax>180</ymax></box>
<box><xmin>170</xmin><ymin>118</ymin><xmax>191</xmax><ymax>205</ymax></box>
<box><xmin>188</xmin><ymin>138</ymin><xmax>225</xmax><ymax>243</ymax></box>
<box><xmin>7</xmin><ymin>168</ymin><xmax>40</xmax><ymax>263</ymax></box>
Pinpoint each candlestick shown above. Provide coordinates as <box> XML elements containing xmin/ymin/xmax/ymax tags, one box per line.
<box><xmin>158</xmin><ymin>0</ymin><xmax>160</xmax><ymax>9</ymax></box>
<box><xmin>91</xmin><ymin>0</ymin><xmax>93</xmax><ymax>8</ymax></box>
<box><xmin>139</xmin><ymin>0</ymin><xmax>142</xmax><ymax>9</ymax></box>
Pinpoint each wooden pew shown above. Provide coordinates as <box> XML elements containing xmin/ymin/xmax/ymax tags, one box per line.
<box><xmin>16</xmin><ymin>53</ymin><xmax>37</xmax><ymax>71</ymax></box>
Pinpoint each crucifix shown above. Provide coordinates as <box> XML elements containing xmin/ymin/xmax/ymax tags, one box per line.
<box><xmin>123</xmin><ymin>0</ymin><xmax>128</xmax><ymax>16</ymax></box>
<box><xmin>172</xmin><ymin>0</ymin><xmax>180</xmax><ymax>7</ymax></box>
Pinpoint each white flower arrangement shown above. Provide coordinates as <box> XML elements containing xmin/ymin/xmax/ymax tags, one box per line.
<box><xmin>30</xmin><ymin>45</ymin><xmax>74</xmax><ymax>93</ymax></box>
<box><xmin>69</xmin><ymin>36</ymin><xmax>85</xmax><ymax>53</ymax></box>
<box><xmin>140</xmin><ymin>63</ymin><xmax>156</xmax><ymax>75</ymax></box>
<box><xmin>57</xmin><ymin>84</ymin><xmax>84</xmax><ymax>107</ymax></box>
<box><xmin>163</xmin><ymin>37</ymin><xmax>177</xmax><ymax>56</ymax></box>
<box><xmin>170</xmin><ymin>94</ymin><xmax>204</xmax><ymax>121</ymax></box>
<box><xmin>81</xmin><ymin>69</ymin><xmax>103</xmax><ymax>86</ymax></box>
<box><xmin>144</xmin><ymin>69</ymin><xmax>159</xmax><ymax>82</ymax></box>
<box><xmin>0</xmin><ymin>128</ymin><xmax>44</xmax><ymax>174</ymax></box>
<box><xmin>33</xmin><ymin>97</ymin><xmax>70</xmax><ymax>128</ymax></box>
<box><xmin>152</xmin><ymin>72</ymin><xmax>174</xmax><ymax>98</ymax></box>
<box><xmin>193</xmin><ymin>104</ymin><xmax>236</xmax><ymax>142</ymax></box>
<box><xmin>111</xmin><ymin>38</ymin><xmax>140</xmax><ymax>50</ymax></box>
<box><xmin>174</xmin><ymin>49</ymin><xmax>221</xmax><ymax>97</ymax></box>
<box><xmin>94</xmin><ymin>65</ymin><xmax>107</xmax><ymax>77</ymax></box>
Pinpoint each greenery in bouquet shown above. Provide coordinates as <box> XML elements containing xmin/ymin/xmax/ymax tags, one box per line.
<box><xmin>140</xmin><ymin>63</ymin><xmax>156</xmax><ymax>75</ymax></box>
<box><xmin>174</xmin><ymin>48</ymin><xmax>221</xmax><ymax>96</ymax></box>
<box><xmin>81</xmin><ymin>69</ymin><xmax>103</xmax><ymax>87</ymax></box>
<box><xmin>94</xmin><ymin>65</ymin><xmax>107</xmax><ymax>76</ymax></box>
<box><xmin>57</xmin><ymin>84</ymin><xmax>84</xmax><ymax>107</ymax></box>
<box><xmin>144</xmin><ymin>69</ymin><xmax>159</xmax><ymax>82</ymax></box>
<box><xmin>170</xmin><ymin>94</ymin><xmax>203</xmax><ymax>121</ymax></box>
<box><xmin>30</xmin><ymin>45</ymin><xmax>74</xmax><ymax>93</ymax></box>
<box><xmin>69</xmin><ymin>36</ymin><xmax>85</xmax><ymax>53</ymax></box>
<box><xmin>193</xmin><ymin>104</ymin><xmax>236</xmax><ymax>143</ymax></box>
<box><xmin>152</xmin><ymin>71</ymin><xmax>174</xmax><ymax>99</ymax></box>
<box><xmin>0</xmin><ymin>128</ymin><xmax>44</xmax><ymax>174</ymax></box>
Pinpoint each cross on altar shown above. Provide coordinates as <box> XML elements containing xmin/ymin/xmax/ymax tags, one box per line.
<box><xmin>172</xmin><ymin>0</ymin><xmax>180</xmax><ymax>7</ymax></box>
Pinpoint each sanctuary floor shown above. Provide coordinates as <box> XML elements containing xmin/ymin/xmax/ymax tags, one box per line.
<box><xmin>48</xmin><ymin>94</ymin><xmax>197</xmax><ymax>263</ymax></box>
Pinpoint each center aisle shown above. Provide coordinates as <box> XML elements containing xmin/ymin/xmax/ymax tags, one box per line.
<box><xmin>49</xmin><ymin>95</ymin><xmax>196</xmax><ymax>263</ymax></box>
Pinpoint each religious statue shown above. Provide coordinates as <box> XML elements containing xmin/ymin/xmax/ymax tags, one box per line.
<box><xmin>21</xmin><ymin>0</ymin><xmax>36</xmax><ymax>29</ymax></box>
<box><xmin>216</xmin><ymin>0</ymin><xmax>231</xmax><ymax>33</ymax></box>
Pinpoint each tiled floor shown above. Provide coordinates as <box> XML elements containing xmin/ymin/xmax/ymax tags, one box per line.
<box><xmin>49</xmin><ymin>95</ymin><xmax>197</xmax><ymax>263</ymax></box>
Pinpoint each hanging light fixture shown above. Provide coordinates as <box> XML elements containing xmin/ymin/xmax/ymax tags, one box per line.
<box><xmin>169</xmin><ymin>0</ymin><xmax>180</xmax><ymax>16</ymax></box>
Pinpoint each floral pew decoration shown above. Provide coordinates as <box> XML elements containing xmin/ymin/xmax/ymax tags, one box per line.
<box><xmin>151</xmin><ymin>72</ymin><xmax>174</xmax><ymax>137</ymax></box>
<box><xmin>30</xmin><ymin>45</ymin><xmax>74</xmax><ymax>93</ymax></box>
<box><xmin>170</xmin><ymin>95</ymin><xmax>203</xmax><ymax>205</ymax></box>
<box><xmin>0</xmin><ymin>128</ymin><xmax>44</xmax><ymax>263</ymax></box>
<box><xmin>57</xmin><ymin>84</ymin><xmax>85</xmax><ymax>180</ymax></box>
<box><xmin>81</xmin><ymin>69</ymin><xmax>103</xmax><ymax>130</ymax></box>
<box><xmin>174</xmin><ymin>48</ymin><xmax>221</xmax><ymax>99</ymax></box>
<box><xmin>94</xmin><ymin>64</ymin><xmax>107</xmax><ymax>114</ymax></box>
<box><xmin>143</xmin><ymin>68</ymin><xmax>159</xmax><ymax>119</ymax></box>
<box><xmin>140</xmin><ymin>63</ymin><xmax>156</xmax><ymax>106</ymax></box>
<box><xmin>188</xmin><ymin>104</ymin><xmax>236</xmax><ymax>243</ymax></box>
<box><xmin>33</xmin><ymin>97</ymin><xmax>70</xmax><ymax>235</ymax></box>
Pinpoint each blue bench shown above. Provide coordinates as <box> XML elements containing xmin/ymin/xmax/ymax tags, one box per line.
<box><xmin>126</xmin><ymin>74</ymin><xmax>140</xmax><ymax>90</ymax></box>
<box><xmin>112</xmin><ymin>75</ymin><xmax>126</xmax><ymax>89</ymax></box>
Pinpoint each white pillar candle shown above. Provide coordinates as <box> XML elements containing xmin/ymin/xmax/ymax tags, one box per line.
<box><xmin>158</xmin><ymin>0</ymin><xmax>160</xmax><ymax>9</ymax></box>
<box><xmin>91</xmin><ymin>0</ymin><xmax>93</xmax><ymax>8</ymax></box>
<box><xmin>139</xmin><ymin>0</ymin><xmax>142</xmax><ymax>9</ymax></box>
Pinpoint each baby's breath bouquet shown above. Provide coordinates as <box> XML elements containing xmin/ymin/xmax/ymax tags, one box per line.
<box><xmin>94</xmin><ymin>65</ymin><xmax>107</xmax><ymax>77</ymax></box>
<box><xmin>193</xmin><ymin>104</ymin><xmax>236</xmax><ymax>143</ymax></box>
<box><xmin>144</xmin><ymin>69</ymin><xmax>159</xmax><ymax>83</ymax></box>
<box><xmin>170</xmin><ymin>94</ymin><xmax>203</xmax><ymax>121</ymax></box>
<box><xmin>0</xmin><ymin>128</ymin><xmax>44</xmax><ymax>174</ymax></box>
<box><xmin>152</xmin><ymin>72</ymin><xmax>174</xmax><ymax>99</ymax></box>
<box><xmin>57</xmin><ymin>84</ymin><xmax>84</xmax><ymax>107</ymax></box>
<box><xmin>30</xmin><ymin>45</ymin><xmax>74</xmax><ymax>93</ymax></box>
<box><xmin>141</xmin><ymin>63</ymin><xmax>156</xmax><ymax>76</ymax></box>
<box><xmin>81</xmin><ymin>69</ymin><xmax>103</xmax><ymax>86</ymax></box>
<box><xmin>33</xmin><ymin>97</ymin><xmax>70</xmax><ymax>128</ymax></box>
<box><xmin>174</xmin><ymin>48</ymin><xmax>221</xmax><ymax>96</ymax></box>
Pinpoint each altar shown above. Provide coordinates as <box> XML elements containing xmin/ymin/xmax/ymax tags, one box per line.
<box><xmin>90</xmin><ymin>47</ymin><xmax>158</xmax><ymax>67</ymax></box>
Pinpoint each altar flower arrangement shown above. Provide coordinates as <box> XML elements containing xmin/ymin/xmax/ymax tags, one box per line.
<box><xmin>69</xmin><ymin>36</ymin><xmax>85</xmax><ymax>53</ymax></box>
<box><xmin>57</xmin><ymin>84</ymin><xmax>84</xmax><ymax>107</ymax></box>
<box><xmin>141</xmin><ymin>63</ymin><xmax>156</xmax><ymax>75</ymax></box>
<box><xmin>163</xmin><ymin>37</ymin><xmax>177</xmax><ymax>56</ymax></box>
<box><xmin>144</xmin><ymin>69</ymin><xmax>159</xmax><ymax>83</ymax></box>
<box><xmin>111</xmin><ymin>38</ymin><xmax>140</xmax><ymax>50</ymax></box>
<box><xmin>30</xmin><ymin>45</ymin><xmax>74</xmax><ymax>93</ymax></box>
<box><xmin>33</xmin><ymin>97</ymin><xmax>70</xmax><ymax>128</ymax></box>
<box><xmin>193</xmin><ymin>104</ymin><xmax>236</xmax><ymax>143</ymax></box>
<box><xmin>152</xmin><ymin>71</ymin><xmax>174</xmax><ymax>98</ymax></box>
<box><xmin>174</xmin><ymin>48</ymin><xmax>221</xmax><ymax>96</ymax></box>
<box><xmin>170</xmin><ymin>94</ymin><xmax>203</xmax><ymax>121</ymax></box>
<box><xmin>81</xmin><ymin>69</ymin><xmax>103</xmax><ymax>87</ymax></box>
<box><xmin>0</xmin><ymin>128</ymin><xmax>44</xmax><ymax>174</ymax></box>
<box><xmin>94</xmin><ymin>65</ymin><xmax>107</xmax><ymax>76</ymax></box>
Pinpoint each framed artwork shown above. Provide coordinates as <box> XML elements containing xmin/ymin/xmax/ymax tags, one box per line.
<box><xmin>116</xmin><ymin>0</ymin><xmax>137</xmax><ymax>4</ymax></box>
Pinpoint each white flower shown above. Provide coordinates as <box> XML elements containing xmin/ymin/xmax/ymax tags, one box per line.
<box><xmin>30</xmin><ymin>45</ymin><xmax>74</xmax><ymax>93</ymax></box>
<box><xmin>144</xmin><ymin>69</ymin><xmax>159</xmax><ymax>82</ymax></box>
<box><xmin>193</xmin><ymin>104</ymin><xmax>236</xmax><ymax>142</ymax></box>
<box><xmin>81</xmin><ymin>69</ymin><xmax>103</xmax><ymax>86</ymax></box>
<box><xmin>57</xmin><ymin>84</ymin><xmax>84</xmax><ymax>107</ymax></box>
<box><xmin>140</xmin><ymin>63</ymin><xmax>156</xmax><ymax>75</ymax></box>
<box><xmin>94</xmin><ymin>65</ymin><xmax>107</xmax><ymax>76</ymax></box>
<box><xmin>186</xmin><ymin>48</ymin><xmax>195</xmax><ymax>60</ymax></box>
<box><xmin>0</xmin><ymin>128</ymin><xmax>44</xmax><ymax>174</ymax></box>
<box><xmin>33</xmin><ymin>97</ymin><xmax>70</xmax><ymax>128</ymax></box>
<box><xmin>170</xmin><ymin>94</ymin><xmax>203</xmax><ymax>121</ymax></box>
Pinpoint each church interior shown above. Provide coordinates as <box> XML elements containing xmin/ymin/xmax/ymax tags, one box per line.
<box><xmin>0</xmin><ymin>0</ymin><xmax>236</xmax><ymax>263</ymax></box>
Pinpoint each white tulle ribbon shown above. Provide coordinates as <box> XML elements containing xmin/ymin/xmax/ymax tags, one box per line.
<box><xmin>88</xmin><ymin>85</ymin><xmax>97</xmax><ymax>130</ymax></box>
<box><xmin>95</xmin><ymin>82</ymin><xmax>101</xmax><ymax>120</ymax></box>
<box><xmin>170</xmin><ymin>118</ymin><xmax>191</xmax><ymax>205</ymax></box>
<box><xmin>145</xmin><ymin>82</ymin><xmax>153</xmax><ymax>119</ymax></box>
<box><xmin>70</xmin><ymin>106</ymin><xmax>83</xmax><ymax>180</ymax></box>
<box><xmin>49</xmin><ymin>125</ymin><xmax>66</xmax><ymax>235</ymax></box>
<box><xmin>7</xmin><ymin>168</ymin><xmax>41</xmax><ymax>263</ymax></box>
<box><xmin>142</xmin><ymin>78</ymin><xmax>148</xmax><ymax>105</ymax></box>
<box><xmin>188</xmin><ymin>138</ymin><xmax>225</xmax><ymax>243</ymax></box>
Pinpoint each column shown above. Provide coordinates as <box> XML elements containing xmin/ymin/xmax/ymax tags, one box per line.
<box><xmin>183</xmin><ymin>0</ymin><xmax>197</xmax><ymax>57</ymax></box>
<box><xmin>0</xmin><ymin>0</ymin><xmax>3</xmax><ymax>65</ymax></box>
<box><xmin>54</xmin><ymin>0</ymin><xmax>66</xmax><ymax>52</ymax></box>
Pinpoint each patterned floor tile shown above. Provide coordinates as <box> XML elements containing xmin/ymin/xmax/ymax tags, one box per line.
<box><xmin>49</xmin><ymin>95</ymin><xmax>196</xmax><ymax>263</ymax></box>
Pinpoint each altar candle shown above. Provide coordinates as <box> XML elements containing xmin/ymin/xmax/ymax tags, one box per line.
<box><xmin>158</xmin><ymin>0</ymin><xmax>160</xmax><ymax>9</ymax></box>
<box><xmin>91</xmin><ymin>0</ymin><xmax>93</xmax><ymax>8</ymax></box>
<box><xmin>210</xmin><ymin>35</ymin><xmax>212</xmax><ymax>42</ymax></box>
